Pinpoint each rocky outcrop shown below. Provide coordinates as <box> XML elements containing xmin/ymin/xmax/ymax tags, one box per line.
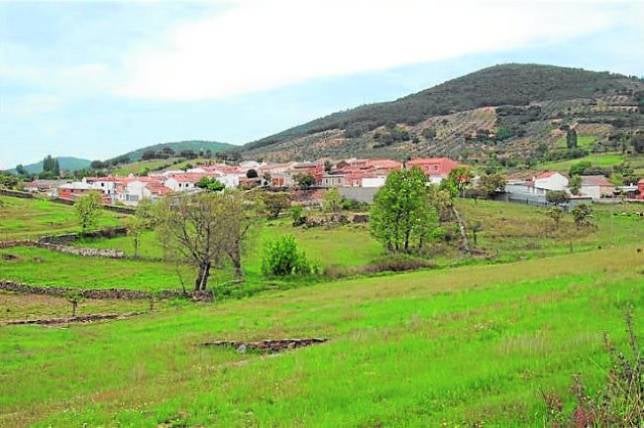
<box><xmin>36</xmin><ymin>242</ymin><xmax>124</xmax><ymax>258</ymax></box>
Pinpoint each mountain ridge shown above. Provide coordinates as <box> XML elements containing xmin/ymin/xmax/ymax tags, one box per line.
<box><xmin>239</xmin><ymin>63</ymin><xmax>643</xmax><ymax>162</ymax></box>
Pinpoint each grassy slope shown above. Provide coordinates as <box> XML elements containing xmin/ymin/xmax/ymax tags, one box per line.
<box><xmin>3</xmin><ymin>200</ymin><xmax>641</xmax><ymax>293</ymax></box>
<box><xmin>0</xmin><ymin>196</ymin><xmax>123</xmax><ymax>240</ymax></box>
<box><xmin>0</xmin><ymin>246</ymin><xmax>642</xmax><ymax>426</ymax></box>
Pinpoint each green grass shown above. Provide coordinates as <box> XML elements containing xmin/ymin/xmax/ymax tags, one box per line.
<box><xmin>554</xmin><ymin>134</ymin><xmax>597</xmax><ymax>151</ymax></box>
<box><xmin>540</xmin><ymin>152</ymin><xmax>625</xmax><ymax>172</ymax></box>
<box><xmin>0</xmin><ymin>246</ymin><xmax>642</xmax><ymax>426</ymax></box>
<box><xmin>0</xmin><ymin>196</ymin><xmax>123</xmax><ymax>240</ymax></box>
<box><xmin>0</xmin><ymin>246</ymin><xmax>194</xmax><ymax>291</ymax></box>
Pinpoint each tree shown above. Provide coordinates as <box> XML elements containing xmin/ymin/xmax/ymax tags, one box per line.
<box><xmin>546</xmin><ymin>190</ymin><xmax>570</xmax><ymax>206</ymax></box>
<box><xmin>441</xmin><ymin>166</ymin><xmax>474</xmax><ymax>197</ymax></box>
<box><xmin>478</xmin><ymin>173</ymin><xmax>506</xmax><ymax>197</ymax></box>
<box><xmin>291</xmin><ymin>205</ymin><xmax>306</xmax><ymax>226</ymax></box>
<box><xmin>370</xmin><ymin>167</ymin><xmax>438</xmax><ymax>252</ymax></box>
<box><xmin>632</xmin><ymin>131</ymin><xmax>644</xmax><ymax>153</ymax></box>
<box><xmin>196</xmin><ymin>176</ymin><xmax>225</xmax><ymax>192</ymax></box>
<box><xmin>0</xmin><ymin>173</ymin><xmax>19</xmax><ymax>189</ymax></box>
<box><xmin>294</xmin><ymin>172</ymin><xmax>315</xmax><ymax>188</ymax></box>
<box><xmin>65</xmin><ymin>290</ymin><xmax>84</xmax><ymax>317</ymax></box>
<box><xmin>15</xmin><ymin>164</ymin><xmax>27</xmax><ymax>176</ymax></box>
<box><xmin>569</xmin><ymin>175</ymin><xmax>582</xmax><ymax>195</ymax></box>
<box><xmin>262</xmin><ymin>192</ymin><xmax>291</xmax><ymax>219</ymax></box>
<box><xmin>324</xmin><ymin>160</ymin><xmax>333</xmax><ymax>173</ymax></box>
<box><xmin>566</xmin><ymin>128</ymin><xmax>578</xmax><ymax>149</ymax></box>
<box><xmin>156</xmin><ymin>191</ymin><xmax>257</xmax><ymax>293</ymax></box>
<box><xmin>322</xmin><ymin>187</ymin><xmax>342</xmax><ymax>213</ymax></box>
<box><xmin>571</xmin><ymin>204</ymin><xmax>593</xmax><ymax>229</ymax></box>
<box><xmin>569</xmin><ymin>161</ymin><xmax>592</xmax><ymax>176</ymax></box>
<box><xmin>246</xmin><ymin>169</ymin><xmax>258</xmax><ymax>179</ymax></box>
<box><xmin>75</xmin><ymin>192</ymin><xmax>103</xmax><ymax>235</ymax></box>
<box><xmin>124</xmin><ymin>199</ymin><xmax>154</xmax><ymax>258</ymax></box>
<box><xmin>545</xmin><ymin>206</ymin><xmax>563</xmax><ymax>232</ymax></box>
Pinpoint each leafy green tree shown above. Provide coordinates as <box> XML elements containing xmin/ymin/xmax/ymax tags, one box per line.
<box><xmin>124</xmin><ymin>199</ymin><xmax>155</xmax><ymax>258</ymax></box>
<box><xmin>545</xmin><ymin>206</ymin><xmax>563</xmax><ymax>232</ymax></box>
<box><xmin>261</xmin><ymin>235</ymin><xmax>316</xmax><ymax>277</ymax></box>
<box><xmin>370</xmin><ymin>167</ymin><xmax>438</xmax><ymax>253</ymax></box>
<box><xmin>246</xmin><ymin>169</ymin><xmax>258</xmax><ymax>179</ymax></box>
<box><xmin>566</xmin><ymin>128</ymin><xmax>578</xmax><ymax>149</ymax></box>
<box><xmin>0</xmin><ymin>173</ymin><xmax>19</xmax><ymax>189</ymax></box>
<box><xmin>196</xmin><ymin>176</ymin><xmax>225</xmax><ymax>192</ymax></box>
<box><xmin>571</xmin><ymin>204</ymin><xmax>593</xmax><ymax>229</ymax></box>
<box><xmin>294</xmin><ymin>172</ymin><xmax>315</xmax><ymax>188</ymax></box>
<box><xmin>324</xmin><ymin>160</ymin><xmax>333</xmax><ymax>173</ymax></box>
<box><xmin>291</xmin><ymin>205</ymin><xmax>306</xmax><ymax>226</ymax></box>
<box><xmin>546</xmin><ymin>190</ymin><xmax>570</xmax><ymax>206</ymax></box>
<box><xmin>65</xmin><ymin>290</ymin><xmax>84</xmax><ymax>317</ymax></box>
<box><xmin>262</xmin><ymin>192</ymin><xmax>291</xmax><ymax>219</ymax></box>
<box><xmin>15</xmin><ymin>164</ymin><xmax>27</xmax><ymax>176</ymax></box>
<box><xmin>569</xmin><ymin>161</ymin><xmax>592</xmax><ymax>176</ymax></box>
<box><xmin>569</xmin><ymin>175</ymin><xmax>582</xmax><ymax>195</ymax></box>
<box><xmin>478</xmin><ymin>173</ymin><xmax>506</xmax><ymax>197</ymax></box>
<box><xmin>441</xmin><ymin>166</ymin><xmax>474</xmax><ymax>197</ymax></box>
<box><xmin>75</xmin><ymin>192</ymin><xmax>103</xmax><ymax>235</ymax></box>
<box><xmin>322</xmin><ymin>187</ymin><xmax>342</xmax><ymax>213</ymax></box>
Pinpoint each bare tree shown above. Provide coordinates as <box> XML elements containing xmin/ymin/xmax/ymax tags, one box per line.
<box><xmin>155</xmin><ymin>191</ymin><xmax>258</xmax><ymax>294</ymax></box>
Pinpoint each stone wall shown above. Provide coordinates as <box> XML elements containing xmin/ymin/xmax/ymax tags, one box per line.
<box><xmin>38</xmin><ymin>227</ymin><xmax>128</xmax><ymax>244</ymax></box>
<box><xmin>0</xmin><ymin>280</ymin><xmax>184</xmax><ymax>300</ymax></box>
<box><xmin>36</xmin><ymin>242</ymin><xmax>124</xmax><ymax>258</ymax></box>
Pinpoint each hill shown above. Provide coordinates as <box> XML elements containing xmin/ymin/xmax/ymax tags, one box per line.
<box><xmin>10</xmin><ymin>156</ymin><xmax>91</xmax><ymax>174</ymax></box>
<box><xmin>241</xmin><ymin>64</ymin><xmax>644</xmax><ymax>163</ymax></box>
<box><xmin>107</xmin><ymin>140</ymin><xmax>236</xmax><ymax>163</ymax></box>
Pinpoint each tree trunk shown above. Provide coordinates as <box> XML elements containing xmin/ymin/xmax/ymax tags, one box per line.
<box><xmin>195</xmin><ymin>261</ymin><xmax>211</xmax><ymax>291</ymax></box>
<box><xmin>451</xmin><ymin>206</ymin><xmax>471</xmax><ymax>255</ymax></box>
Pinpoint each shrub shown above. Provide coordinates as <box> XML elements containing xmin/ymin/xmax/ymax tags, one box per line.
<box><xmin>290</xmin><ymin>205</ymin><xmax>306</xmax><ymax>226</ymax></box>
<box><xmin>546</xmin><ymin>190</ymin><xmax>570</xmax><ymax>206</ymax></box>
<box><xmin>261</xmin><ymin>235</ymin><xmax>316</xmax><ymax>277</ymax></box>
<box><xmin>542</xmin><ymin>310</ymin><xmax>642</xmax><ymax>426</ymax></box>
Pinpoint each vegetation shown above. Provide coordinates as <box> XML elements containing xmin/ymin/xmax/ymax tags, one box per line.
<box><xmin>0</xmin><ymin>246</ymin><xmax>641</xmax><ymax>426</ymax></box>
<box><xmin>242</xmin><ymin>64</ymin><xmax>643</xmax><ymax>161</ymax></box>
<box><xmin>0</xmin><ymin>195</ymin><xmax>121</xmax><ymax>240</ymax></box>
<box><xmin>195</xmin><ymin>176</ymin><xmax>225</xmax><ymax>192</ymax></box>
<box><xmin>370</xmin><ymin>168</ymin><xmax>439</xmax><ymax>253</ymax></box>
<box><xmin>261</xmin><ymin>235</ymin><xmax>317</xmax><ymax>276</ymax></box>
<box><xmin>74</xmin><ymin>192</ymin><xmax>103</xmax><ymax>235</ymax></box>
<box><xmin>261</xmin><ymin>192</ymin><xmax>291</xmax><ymax>219</ymax></box>
<box><xmin>105</xmin><ymin>140</ymin><xmax>234</xmax><ymax>163</ymax></box>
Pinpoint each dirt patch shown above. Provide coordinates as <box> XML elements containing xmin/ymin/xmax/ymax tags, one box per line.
<box><xmin>203</xmin><ymin>338</ymin><xmax>327</xmax><ymax>353</ymax></box>
<box><xmin>2</xmin><ymin>312</ymin><xmax>143</xmax><ymax>326</ymax></box>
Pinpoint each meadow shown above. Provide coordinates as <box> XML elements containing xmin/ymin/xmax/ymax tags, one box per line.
<box><xmin>0</xmin><ymin>246</ymin><xmax>642</xmax><ymax>426</ymax></box>
<box><xmin>0</xmin><ymin>194</ymin><xmax>642</xmax><ymax>426</ymax></box>
<box><xmin>0</xmin><ymin>195</ymin><xmax>123</xmax><ymax>240</ymax></box>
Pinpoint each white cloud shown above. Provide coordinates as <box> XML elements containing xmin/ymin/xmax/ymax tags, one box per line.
<box><xmin>116</xmin><ymin>0</ymin><xmax>623</xmax><ymax>101</ymax></box>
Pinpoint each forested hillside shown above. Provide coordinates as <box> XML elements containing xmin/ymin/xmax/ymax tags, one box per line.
<box><xmin>241</xmin><ymin>64</ymin><xmax>644</xmax><ymax>163</ymax></box>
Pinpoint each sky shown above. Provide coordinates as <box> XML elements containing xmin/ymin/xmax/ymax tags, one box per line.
<box><xmin>1</xmin><ymin>0</ymin><xmax>643</xmax><ymax>169</ymax></box>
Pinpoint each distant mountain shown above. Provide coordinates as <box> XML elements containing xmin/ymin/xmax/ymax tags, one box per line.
<box><xmin>108</xmin><ymin>140</ymin><xmax>236</xmax><ymax>162</ymax></box>
<box><xmin>11</xmin><ymin>157</ymin><xmax>91</xmax><ymax>174</ymax></box>
<box><xmin>240</xmin><ymin>64</ymin><xmax>643</xmax><ymax>162</ymax></box>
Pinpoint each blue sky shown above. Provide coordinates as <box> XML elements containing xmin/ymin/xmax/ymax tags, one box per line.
<box><xmin>1</xmin><ymin>0</ymin><xmax>643</xmax><ymax>169</ymax></box>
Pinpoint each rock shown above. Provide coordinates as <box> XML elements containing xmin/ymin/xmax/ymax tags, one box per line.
<box><xmin>237</xmin><ymin>344</ymin><xmax>247</xmax><ymax>354</ymax></box>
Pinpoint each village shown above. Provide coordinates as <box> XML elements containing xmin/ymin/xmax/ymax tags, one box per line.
<box><xmin>20</xmin><ymin>156</ymin><xmax>644</xmax><ymax>207</ymax></box>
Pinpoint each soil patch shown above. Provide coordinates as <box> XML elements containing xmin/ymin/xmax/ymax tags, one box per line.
<box><xmin>203</xmin><ymin>338</ymin><xmax>327</xmax><ymax>354</ymax></box>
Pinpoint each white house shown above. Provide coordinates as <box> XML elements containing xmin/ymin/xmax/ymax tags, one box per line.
<box><xmin>361</xmin><ymin>176</ymin><xmax>386</xmax><ymax>188</ymax></box>
<box><xmin>580</xmin><ymin>175</ymin><xmax>614</xmax><ymax>200</ymax></box>
<box><xmin>163</xmin><ymin>173</ymin><xmax>204</xmax><ymax>192</ymax></box>
<box><xmin>531</xmin><ymin>172</ymin><xmax>569</xmax><ymax>195</ymax></box>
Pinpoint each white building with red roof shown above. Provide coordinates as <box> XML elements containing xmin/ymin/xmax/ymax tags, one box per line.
<box><xmin>580</xmin><ymin>175</ymin><xmax>614</xmax><ymax>200</ymax></box>
<box><xmin>406</xmin><ymin>157</ymin><xmax>459</xmax><ymax>184</ymax></box>
<box><xmin>531</xmin><ymin>171</ymin><xmax>569</xmax><ymax>194</ymax></box>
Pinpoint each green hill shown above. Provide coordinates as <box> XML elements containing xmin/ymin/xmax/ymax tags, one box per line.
<box><xmin>108</xmin><ymin>140</ymin><xmax>236</xmax><ymax>163</ymax></box>
<box><xmin>241</xmin><ymin>64</ymin><xmax>643</xmax><ymax>162</ymax></box>
<box><xmin>10</xmin><ymin>156</ymin><xmax>91</xmax><ymax>174</ymax></box>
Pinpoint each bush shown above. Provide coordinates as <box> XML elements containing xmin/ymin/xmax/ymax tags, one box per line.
<box><xmin>290</xmin><ymin>205</ymin><xmax>306</xmax><ymax>226</ymax></box>
<box><xmin>261</xmin><ymin>235</ymin><xmax>317</xmax><ymax>277</ymax></box>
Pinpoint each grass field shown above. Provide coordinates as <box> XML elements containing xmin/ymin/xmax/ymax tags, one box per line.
<box><xmin>0</xmin><ymin>196</ymin><xmax>123</xmax><ymax>240</ymax></box>
<box><xmin>554</xmin><ymin>134</ymin><xmax>597</xmax><ymax>151</ymax></box>
<box><xmin>540</xmin><ymin>152</ymin><xmax>625</xmax><ymax>172</ymax></box>
<box><xmin>1</xmin><ymin>246</ymin><xmax>642</xmax><ymax>426</ymax></box>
